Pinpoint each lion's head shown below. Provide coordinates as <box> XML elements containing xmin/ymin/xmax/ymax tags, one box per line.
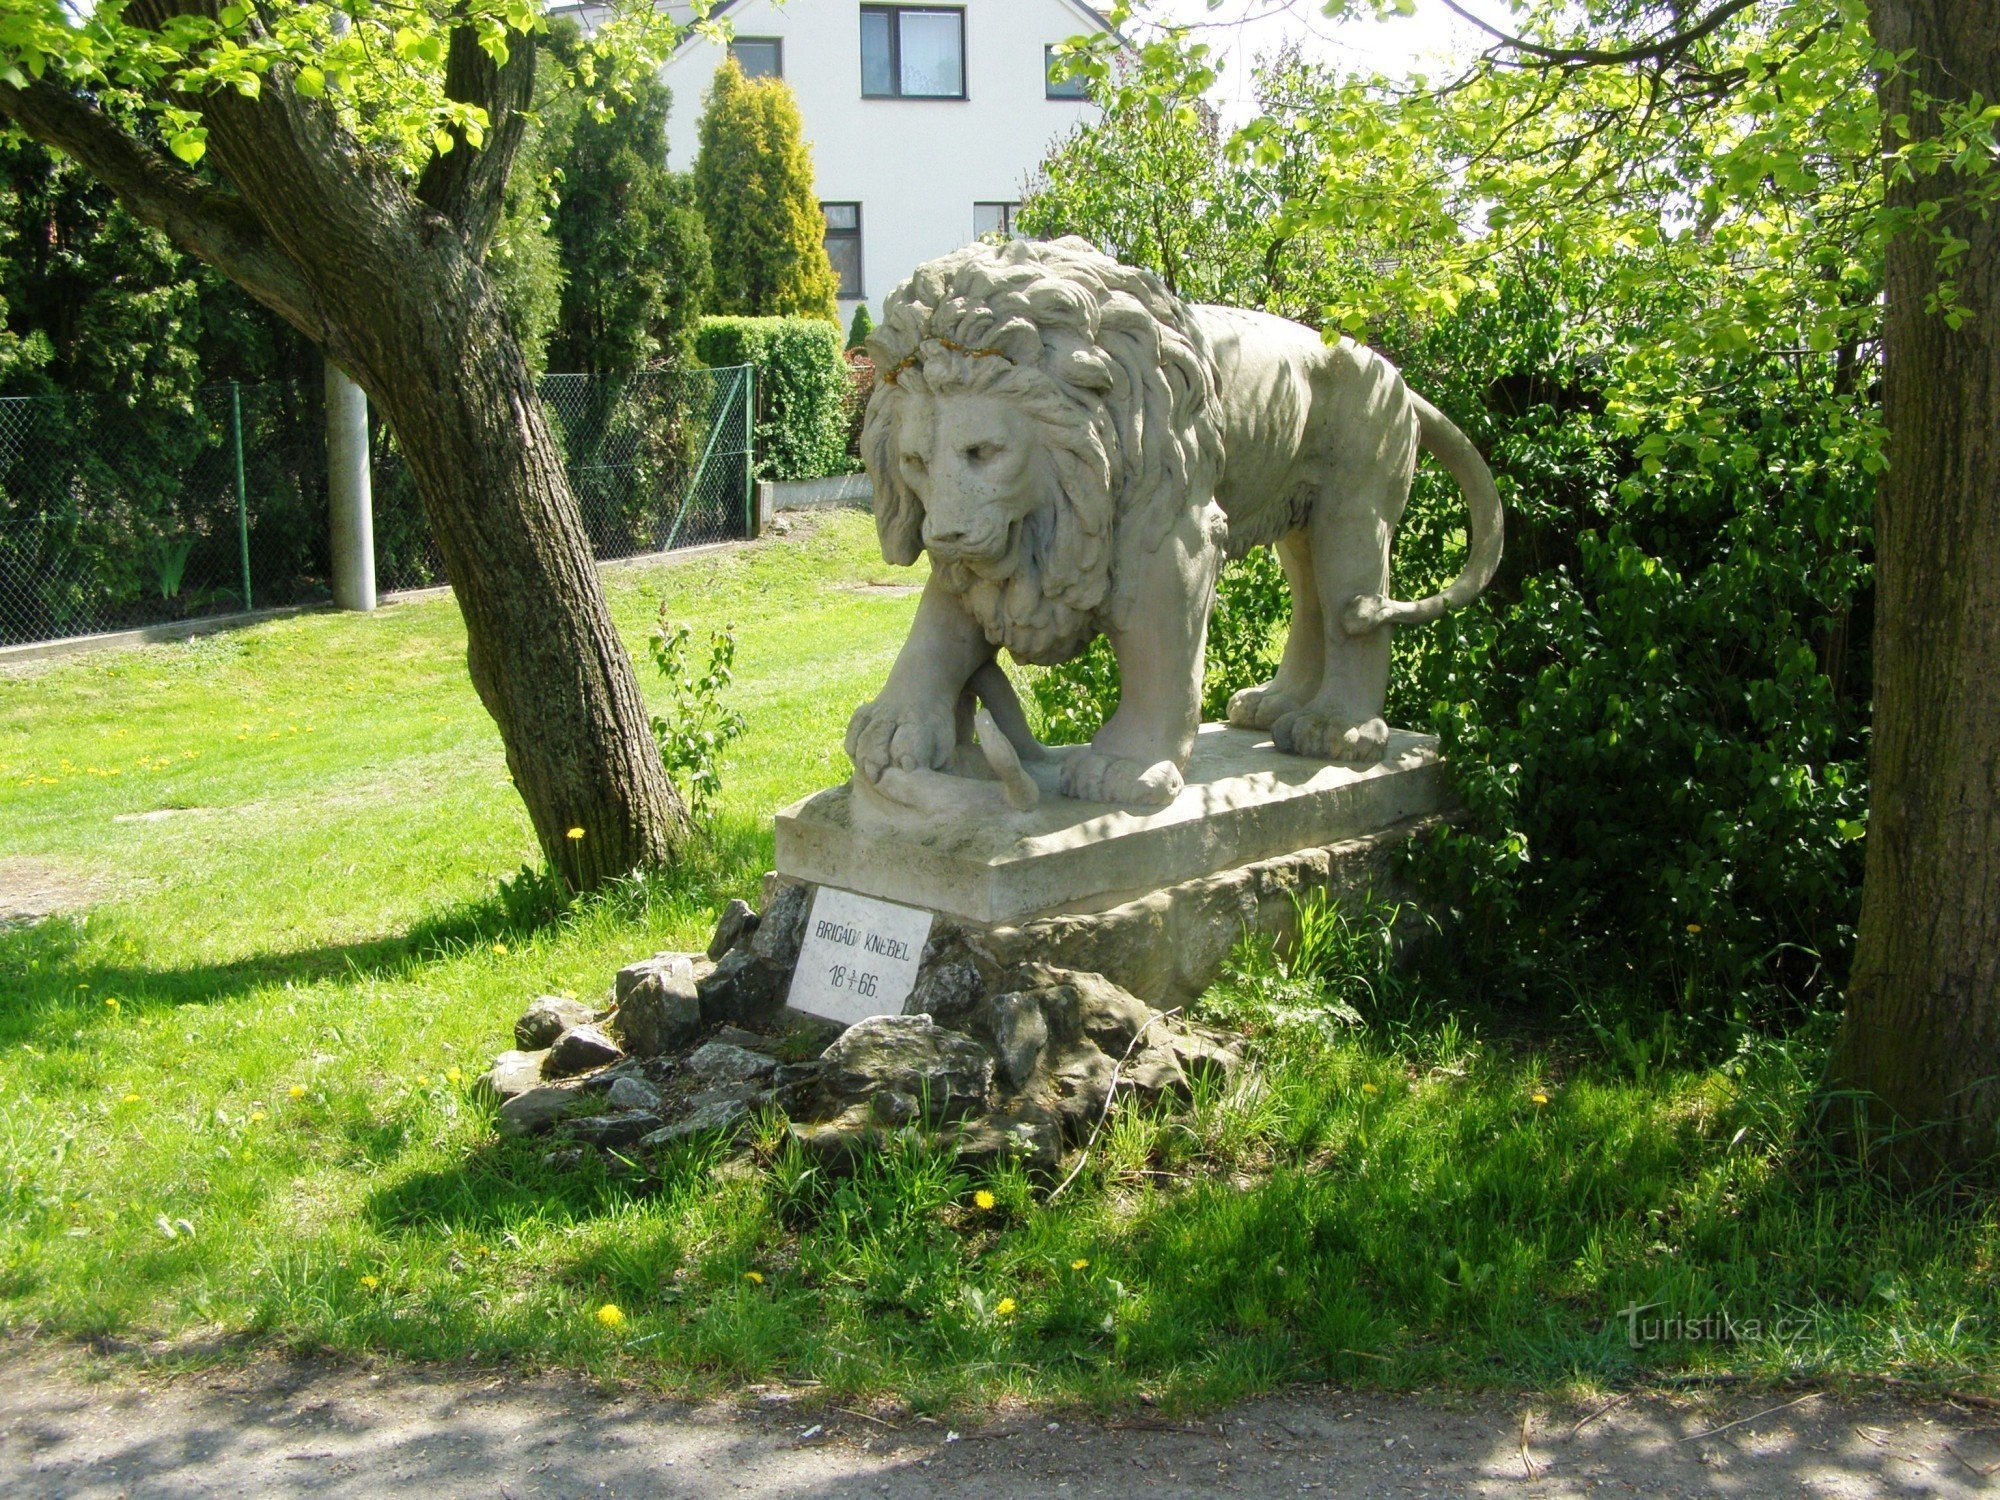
<box><xmin>861</xmin><ymin>237</ymin><xmax>1222</xmax><ymax>664</ymax></box>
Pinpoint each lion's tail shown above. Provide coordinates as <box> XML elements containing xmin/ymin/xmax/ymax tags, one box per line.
<box><xmin>1341</xmin><ymin>393</ymin><xmax>1503</xmax><ymax>634</ymax></box>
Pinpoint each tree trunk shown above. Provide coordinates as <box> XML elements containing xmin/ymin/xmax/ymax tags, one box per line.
<box><xmin>1830</xmin><ymin>2</ymin><xmax>2000</xmax><ymax>1176</ymax></box>
<box><xmin>0</xmin><ymin>13</ymin><xmax>692</xmax><ymax>893</ymax></box>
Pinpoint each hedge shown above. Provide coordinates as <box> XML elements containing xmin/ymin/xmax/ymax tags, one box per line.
<box><xmin>695</xmin><ymin>316</ymin><xmax>853</xmax><ymax>481</ymax></box>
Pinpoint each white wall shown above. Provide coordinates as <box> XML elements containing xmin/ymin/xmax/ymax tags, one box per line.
<box><xmin>655</xmin><ymin>0</ymin><xmax>1106</xmax><ymax>320</ymax></box>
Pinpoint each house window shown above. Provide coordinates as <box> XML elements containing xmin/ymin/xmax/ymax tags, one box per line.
<box><xmin>823</xmin><ymin>202</ymin><xmax>864</xmax><ymax>298</ymax></box>
<box><xmin>730</xmin><ymin>37</ymin><xmax>783</xmax><ymax>79</ymax></box>
<box><xmin>973</xmin><ymin>201</ymin><xmax>1021</xmax><ymax>240</ymax></box>
<box><xmin>1045</xmin><ymin>44</ymin><xmax>1089</xmax><ymax>100</ymax></box>
<box><xmin>860</xmin><ymin>6</ymin><xmax>966</xmax><ymax>99</ymax></box>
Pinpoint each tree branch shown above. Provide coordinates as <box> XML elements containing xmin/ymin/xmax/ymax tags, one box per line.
<box><xmin>416</xmin><ymin>17</ymin><xmax>537</xmax><ymax>260</ymax></box>
<box><xmin>0</xmin><ymin>75</ymin><xmax>326</xmax><ymax>340</ymax></box>
<box><xmin>1434</xmin><ymin>0</ymin><xmax>1760</xmax><ymax>70</ymax></box>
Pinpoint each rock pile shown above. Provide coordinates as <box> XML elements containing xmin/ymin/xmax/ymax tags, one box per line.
<box><xmin>481</xmin><ymin>886</ymin><xmax>1245</xmax><ymax>1172</ymax></box>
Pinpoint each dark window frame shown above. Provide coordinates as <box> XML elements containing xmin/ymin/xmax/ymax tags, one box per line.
<box><xmin>859</xmin><ymin>5</ymin><xmax>969</xmax><ymax>101</ymax></box>
<box><xmin>823</xmin><ymin>200</ymin><xmax>865</xmax><ymax>299</ymax></box>
<box><xmin>730</xmin><ymin>35</ymin><xmax>784</xmax><ymax>78</ymax></box>
<box><xmin>1045</xmin><ymin>44</ymin><xmax>1089</xmax><ymax>100</ymax></box>
<box><xmin>973</xmin><ymin>201</ymin><xmax>1021</xmax><ymax>239</ymax></box>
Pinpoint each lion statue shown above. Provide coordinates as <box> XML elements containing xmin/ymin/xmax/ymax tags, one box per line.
<box><xmin>845</xmin><ymin>236</ymin><xmax>1502</xmax><ymax>808</ymax></box>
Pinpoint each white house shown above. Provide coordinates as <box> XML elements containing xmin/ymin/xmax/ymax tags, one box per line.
<box><xmin>558</xmin><ymin>1</ymin><xmax>1116</xmax><ymax>321</ymax></box>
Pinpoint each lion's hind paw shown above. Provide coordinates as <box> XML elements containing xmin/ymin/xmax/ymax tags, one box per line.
<box><xmin>1272</xmin><ymin>711</ymin><xmax>1389</xmax><ymax>767</ymax></box>
<box><xmin>1058</xmin><ymin>749</ymin><xmax>1184</xmax><ymax>807</ymax></box>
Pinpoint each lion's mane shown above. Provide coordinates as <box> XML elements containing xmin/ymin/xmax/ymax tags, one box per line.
<box><xmin>861</xmin><ymin>237</ymin><xmax>1224</xmax><ymax>664</ymax></box>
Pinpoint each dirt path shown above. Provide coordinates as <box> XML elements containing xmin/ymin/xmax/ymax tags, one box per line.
<box><xmin>3</xmin><ymin>1347</ymin><xmax>1995</xmax><ymax>1498</ymax></box>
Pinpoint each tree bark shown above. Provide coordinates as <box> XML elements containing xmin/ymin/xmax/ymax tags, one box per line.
<box><xmin>1830</xmin><ymin>2</ymin><xmax>2000</xmax><ymax>1176</ymax></box>
<box><xmin>0</xmin><ymin>11</ymin><xmax>691</xmax><ymax>891</ymax></box>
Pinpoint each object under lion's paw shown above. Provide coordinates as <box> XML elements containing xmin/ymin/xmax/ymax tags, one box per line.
<box><xmin>1271</xmin><ymin>709</ymin><xmax>1390</xmax><ymax>767</ymax></box>
<box><xmin>1059</xmin><ymin>748</ymin><xmax>1185</xmax><ymax>806</ymax></box>
<box><xmin>846</xmin><ymin>696</ymin><xmax>956</xmax><ymax>786</ymax></box>
<box><xmin>1226</xmin><ymin>680</ymin><xmax>1308</xmax><ymax>731</ymax></box>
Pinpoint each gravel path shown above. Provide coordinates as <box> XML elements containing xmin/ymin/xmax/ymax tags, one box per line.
<box><xmin>2</xmin><ymin>1345</ymin><xmax>1994</xmax><ymax>1497</ymax></box>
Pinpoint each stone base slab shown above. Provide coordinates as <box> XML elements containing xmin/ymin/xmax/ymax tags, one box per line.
<box><xmin>767</xmin><ymin>810</ymin><xmax>1446</xmax><ymax>1012</ymax></box>
<box><xmin>775</xmin><ymin>724</ymin><xmax>1447</xmax><ymax>927</ymax></box>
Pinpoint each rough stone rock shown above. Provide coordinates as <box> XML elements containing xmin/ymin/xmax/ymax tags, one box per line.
<box><xmin>1167</xmin><ymin>1028</ymin><xmax>1244</xmax><ymax>1087</ymax></box>
<box><xmin>747</xmin><ymin>879</ymin><xmax>812</xmax><ymax>970</ymax></box>
<box><xmin>515</xmin><ymin>995</ymin><xmax>596</xmax><ymax>1051</ymax></box>
<box><xmin>707</xmin><ymin>898</ymin><xmax>760</xmax><ymax>960</ymax></box>
<box><xmin>976</xmin><ymin>991</ymin><xmax>1049</xmax><ymax>1091</ymax></box>
<box><xmin>612</xmin><ymin>954</ymin><xmax>703</xmax><ymax>1057</ymax></box>
<box><xmin>604</xmin><ymin>1075</ymin><xmax>663</xmax><ymax>1112</ymax></box>
<box><xmin>819</xmin><ymin>1015</ymin><xmax>993</xmax><ymax>1124</ymax></box>
<box><xmin>685</xmin><ymin>1041</ymin><xmax>778</xmax><ymax>1086</ymax></box>
<box><xmin>951</xmin><ymin>1102</ymin><xmax>1064</xmax><ymax>1173</ymax></box>
<box><xmin>697</xmin><ymin>948</ymin><xmax>790</xmax><ymax>1029</ymax></box>
<box><xmin>787</xmin><ymin>1106</ymin><xmax>881</xmax><ymax>1170</ymax></box>
<box><xmin>708</xmin><ymin>1025</ymin><xmax>782</xmax><ymax>1055</ymax></box>
<box><xmin>563</xmin><ymin>1109</ymin><xmax>666</xmax><ymax>1150</ymax></box>
<box><xmin>545</xmin><ymin>1023</ymin><xmax>623</xmax><ymax>1078</ymax></box>
<box><xmin>907</xmin><ymin>959</ymin><xmax>989</xmax><ymax>1025</ymax></box>
<box><xmin>635</xmin><ymin>1089</ymin><xmax>756</xmax><ymax>1149</ymax></box>
<box><xmin>1014</xmin><ymin>966</ymin><xmax>1160</xmax><ymax>1054</ymax></box>
<box><xmin>1050</xmin><ymin>1050</ymin><xmax>1115</xmax><ymax>1140</ymax></box>
<box><xmin>1122</xmin><ymin>1044</ymin><xmax>1191</xmax><ymax>1102</ymax></box>
<box><xmin>480</xmin><ymin>1049</ymin><xmax>549</xmax><ymax>1101</ymax></box>
<box><xmin>499</xmin><ymin>1084</ymin><xmax>583</xmax><ymax>1137</ymax></box>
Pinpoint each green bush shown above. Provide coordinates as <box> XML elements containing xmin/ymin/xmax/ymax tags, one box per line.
<box><xmin>695</xmin><ymin>315</ymin><xmax>850</xmax><ymax>481</ymax></box>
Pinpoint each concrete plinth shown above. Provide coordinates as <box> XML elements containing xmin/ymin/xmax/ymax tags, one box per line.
<box><xmin>776</xmin><ymin>724</ymin><xmax>1448</xmax><ymax>927</ymax></box>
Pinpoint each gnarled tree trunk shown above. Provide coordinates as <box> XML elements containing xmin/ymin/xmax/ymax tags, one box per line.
<box><xmin>0</xmin><ymin>10</ymin><xmax>690</xmax><ymax>891</ymax></box>
<box><xmin>1831</xmin><ymin>1</ymin><xmax>2000</xmax><ymax>1177</ymax></box>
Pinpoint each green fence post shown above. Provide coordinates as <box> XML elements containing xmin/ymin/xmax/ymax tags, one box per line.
<box><xmin>742</xmin><ymin>363</ymin><xmax>756</xmax><ymax>539</ymax></box>
<box><xmin>229</xmin><ymin>380</ymin><xmax>252</xmax><ymax>612</ymax></box>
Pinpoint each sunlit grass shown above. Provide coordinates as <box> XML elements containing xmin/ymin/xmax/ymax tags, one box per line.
<box><xmin>0</xmin><ymin>508</ymin><xmax>1993</xmax><ymax>1404</ymax></box>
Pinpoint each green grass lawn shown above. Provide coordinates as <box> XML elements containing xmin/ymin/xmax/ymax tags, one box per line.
<box><xmin>1</xmin><ymin>509</ymin><xmax>1994</xmax><ymax>1407</ymax></box>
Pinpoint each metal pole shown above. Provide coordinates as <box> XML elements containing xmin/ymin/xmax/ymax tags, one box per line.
<box><xmin>325</xmin><ymin>361</ymin><xmax>377</xmax><ymax>611</ymax></box>
<box><xmin>742</xmin><ymin>362</ymin><xmax>756</xmax><ymax>539</ymax></box>
<box><xmin>230</xmin><ymin>380</ymin><xmax>253</xmax><ymax>612</ymax></box>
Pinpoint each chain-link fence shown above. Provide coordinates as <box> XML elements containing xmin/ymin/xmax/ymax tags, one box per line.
<box><xmin>0</xmin><ymin>366</ymin><xmax>754</xmax><ymax>649</ymax></box>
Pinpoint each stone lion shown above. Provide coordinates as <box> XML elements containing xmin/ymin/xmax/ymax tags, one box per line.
<box><xmin>846</xmin><ymin>236</ymin><xmax>1502</xmax><ymax>807</ymax></box>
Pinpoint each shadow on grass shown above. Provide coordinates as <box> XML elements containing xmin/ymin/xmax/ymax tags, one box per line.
<box><xmin>0</xmin><ymin>814</ymin><xmax>771</xmax><ymax>1047</ymax></box>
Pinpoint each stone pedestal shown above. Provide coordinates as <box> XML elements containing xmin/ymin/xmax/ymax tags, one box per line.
<box><xmin>773</xmin><ymin>724</ymin><xmax>1452</xmax><ymax>1008</ymax></box>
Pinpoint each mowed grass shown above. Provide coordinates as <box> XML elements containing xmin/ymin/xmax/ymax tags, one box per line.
<box><xmin>0</xmin><ymin>507</ymin><xmax>1994</xmax><ymax>1407</ymax></box>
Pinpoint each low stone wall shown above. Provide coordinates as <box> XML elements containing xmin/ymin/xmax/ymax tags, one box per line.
<box><xmin>757</xmin><ymin>473</ymin><xmax>872</xmax><ymax>529</ymax></box>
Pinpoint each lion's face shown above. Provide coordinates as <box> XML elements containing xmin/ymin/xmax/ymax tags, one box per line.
<box><xmin>888</xmin><ymin>390</ymin><xmax>1050</xmax><ymax>580</ymax></box>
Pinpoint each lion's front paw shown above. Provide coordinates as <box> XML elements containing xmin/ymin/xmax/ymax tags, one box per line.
<box><xmin>1272</xmin><ymin>710</ymin><xmax>1390</xmax><ymax>767</ymax></box>
<box><xmin>1226</xmin><ymin>680</ymin><xmax>1306</xmax><ymax>731</ymax></box>
<box><xmin>845</xmin><ymin>696</ymin><xmax>956</xmax><ymax>785</ymax></box>
<box><xmin>1058</xmin><ymin>748</ymin><xmax>1185</xmax><ymax>806</ymax></box>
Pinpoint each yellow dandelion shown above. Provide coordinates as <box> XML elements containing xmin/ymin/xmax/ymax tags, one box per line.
<box><xmin>1070</xmin><ymin>1258</ymin><xmax>1090</xmax><ymax>1271</ymax></box>
<box><xmin>492</xmin><ymin>941</ymin><xmax>509</xmax><ymax>955</ymax></box>
<box><xmin>1685</xmin><ymin>922</ymin><xmax>1702</xmax><ymax>935</ymax></box>
<box><xmin>566</xmin><ymin>826</ymin><xmax>586</xmax><ymax>841</ymax></box>
<box><xmin>743</xmin><ymin>1271</ymin><xmax>764</xmax><ymax>1284</ymax></box>
<box><xmin>973</xmin><ymin>1189</ymin><xmax>997</xmax><ymax>1211</ymax></box>
<box><xmin>994</xmin><ymin>1297</ymin><xmax>1018</xmax><ymax>1319</ymax></box>
<box><xmin>1361</xmin><ymin>1083</ymin><xmax>1380</xmax><ymax>1096</ymax></box>
<box><xmin>415</xmin><ymin>1075</ymin><xmax>431</xmax><ymax>1088</ymax></box>
<box><xmin>288</xmin><ymin>1084</ymin><xmax>307</xmax><ymax>1099</ymax></box>
<box><xmin>121</xmin><ymin>1093</ymin><xmax>140</xmax><ymax>1105</ymax></box>
<box><xmin>1531</xmin><ymin>1092</ymin><xmax>1550</xmax><ymax>1106</ymax></box>
<box><xmin>594</xmin><ymin>1303</ymin><xmax>626</xmax><ymax>1329</ymax></box>
<box><xmin>446</xmin><ymin>1066</ymin><xmax>463</xmax><ymax>1085</ymax></box>
<box><xmin>359</xmin><ymin>1274</ymin><xmax>380</xmax><ymax>1289</ymax></box>
<box><xmin>103</xmin><ymin>996</ymin><xmax>120</xmax><ymax>1011</ymax></box>
<box><xmin>249</xmin><ymin>1109</ymin><xmax>265</xmax><ymax>1123</ymax></box>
